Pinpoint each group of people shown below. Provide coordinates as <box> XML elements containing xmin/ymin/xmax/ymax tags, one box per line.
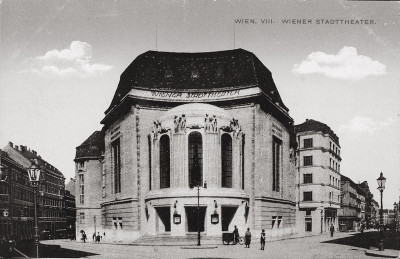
<box><xmin>232</xmin><ymin>226</ymin><xmax>266</xmax><ymax>250</ymax></box>
<box><xmin>81</xmin><ymin>231</ymin><xmax>105</xmax><ymax>243</ymax></box>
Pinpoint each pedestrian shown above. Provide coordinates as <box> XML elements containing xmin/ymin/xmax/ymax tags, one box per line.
<box><xmin>330</xmin><ymin>224</ymin><xmax>335</xmax><ymax>237</ymax></box>
<box><xmin>82</xmin><ymin>231</ymin><xmax>87</xmax><ymax>243</ymax></box>
<box><xmin>245</xmin><ymin>228</ymin><xmax>251</xmax><ymax>248</ymax></box>
<box><xmin>260</xmin><ymin>229</ymin><xmax>265</xmax><ymax>250</ymax></box>
<box><xmin>92</xmin><ymin>232</ymin><xmax>96</xmax><ymax>241</ymax></box>
<box><xmin>233</xmin><ymin>225</ymin><xmax>239</xmax><ymax>244</ymax></box>
<box><xmin>96</xmin><ymin>232</ymin><xmax>101</xmax><ymax>242</ymax></box>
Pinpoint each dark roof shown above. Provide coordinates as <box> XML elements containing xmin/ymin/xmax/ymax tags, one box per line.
<box><xmin>2</xmin><ymin>144</ymin><xmax>64</xmax><ymax>177</ymax></box>
<box><xmin>75</xmin><ymin>131</ymin><xmax>104</xmax><ymax>160</ymax></box>
<box><xmin>294</xmin><ymin>119</ymin><xmax>339</xmax><ymax>146</ymax></box>
<box><xmin>106</xmin><ymin>48</ymin><xmax>287</xmax><ymax>113</ymax></box>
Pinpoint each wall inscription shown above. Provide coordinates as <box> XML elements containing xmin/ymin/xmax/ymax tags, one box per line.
<box><xmin>272</xmin><ymin>123</ymin><xmax>283</xmax><ymax>138</ymax></box>
<box><xmin>150</xmin><ymin>90</ymin><xmax>241</xmax><ymax>99</ymax></box>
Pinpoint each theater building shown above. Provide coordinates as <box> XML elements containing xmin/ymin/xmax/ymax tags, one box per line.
<box><xmin>85</xmin><ymin>49</ymin><xmax>297</xmax><ymax>241</ymax></box>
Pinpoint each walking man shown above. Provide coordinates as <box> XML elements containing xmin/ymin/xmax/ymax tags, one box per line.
<box><xmin>330</xmin><ymin>224</ymin><xmax>335</xmax><ymax>237</ymax></box>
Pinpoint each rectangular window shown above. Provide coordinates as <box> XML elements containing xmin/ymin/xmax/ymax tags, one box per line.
<box><xmin>305</xmin><ymin>218</ymin><xmax>312</xmax><ymax>232</ymax></box>
<box><xmin>303</xmin><ymin>138</ymin><xmax>313</xmax><ymax>148</ymax></box>
<box><xmin>79</xmin><ymin>174</ymin><xmax>84</xmax><ymax>205</ymax></box>
<box><xmin>303</xmin><ymin>156</ymin><xmax>313</xmax><ymax>166</ymax></box>
<box><xmin>303</xmin><ymin>174</ymin><xmax>313</xmax><ymax>184</ymax></box>
<box><xmin>112</xmin><ymin>139</ymin><xmax>121</xmax><ymax>193</ymax></box>
<box><xmin>306</xmin><ymin>209</ymin><xmax>311</xmax><ymax>216</ymax></box>
<box><xmin>303</xmin><ymin>191</ymin><xmax>313</xmax><ymax>201</ymax></box>
<box><xmin>272</xmin><ymin>137</ymin><xmax>282</xmax><ymax>192</ymax></box>
<box><xmin>79</xmin><ymin>212</ymin><xmax>85</xmax><ymax>224</ymax></box>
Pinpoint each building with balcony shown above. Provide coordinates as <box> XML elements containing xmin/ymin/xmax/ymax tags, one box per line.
<box><xmin>356</xmin><ymin>181</ymin><xmax>374</xmax><ymax>227</ymax></box>
<box><xmin>77</xmin><ymin>49</ymin><xmax>298</xmax><ymax>242</ymax></box>
<box><xmin>3</xmin><ymin>143</ymin><xmax>66</xmax><ymax>240</ymax></box>
<box><xmin>294</xmin><ymin>119</ymin><xmax>341</xmax><ymax>234</ymax></box>
<box><xmin>338</xmin><ymin>175</ymin><xmax>367</xmax><ymax>231</ymax></box>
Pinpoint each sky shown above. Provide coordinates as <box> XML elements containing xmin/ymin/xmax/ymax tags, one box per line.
<box><xmin>0</xmin><ymin>0</ymin><xmax>399</xmax><ymax>208</ymax></box>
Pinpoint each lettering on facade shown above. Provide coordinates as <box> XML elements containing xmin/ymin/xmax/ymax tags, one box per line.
<box><xmin>272</xmin><ymin>123</ymin><xmax>283</xmax><ymax>138</ymax></box>
<box><xmin>150</xmin><ymin>90</ymin><xmax>240</xmax><ymax>100</ymax></box>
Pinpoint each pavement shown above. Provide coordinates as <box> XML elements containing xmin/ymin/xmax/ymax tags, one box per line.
<box><xmin>40</xmin><ymin>230</ymin><xmax>400</xmax><ymax>259</ymax></box>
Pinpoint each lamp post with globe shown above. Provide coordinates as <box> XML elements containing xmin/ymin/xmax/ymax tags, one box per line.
<box><xmin>28</xmin><ymin>165</ymin><xmax>41</xmax><ymax>258</ymax></box>
<box><xmin>376</xmin><ymin>172</ymin><xmax>386</xmax><ymax>251</ymax></box>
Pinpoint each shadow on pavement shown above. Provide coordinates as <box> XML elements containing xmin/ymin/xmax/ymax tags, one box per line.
<box><xmin>13</xmin><ymin>243</ymin><xmax>99</xmax><ymax>258</ymax></box>
<box><xmin>322</xmin><ymin>231</ymin><xmax>400</xmax><ymax>250</ymax></box>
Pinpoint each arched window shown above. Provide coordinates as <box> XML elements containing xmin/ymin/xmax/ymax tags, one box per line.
<box><xmin>221</xmin><ymin>134</ymin><xmax>232</xmax><ymax>188</ymax></box>
<box><xmin>188</xmin><ymin>132</ymin><xmax>202</xmax><ymax>187</ymax></box>
<box><xmin>160</xmin><ymin>135</ymin><xmax>170</xmax><ymax>188</ymax></box>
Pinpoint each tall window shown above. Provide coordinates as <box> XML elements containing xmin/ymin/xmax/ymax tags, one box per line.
<box><xmin>160</xmin><ymin>135</ymin><xmax>170</xmax><ymax>189</ymax></box>
<box><xmin>303</xmin><ymin>174</ymin><xmax>313</xmax><ymax>184</ymax></box>
<box><xmin>221</xmin><ymin>134</ymin><xmax>232</xmax><ymax>188</ymax></box>
<box><xmin>112</xmin><ymin>139</ymin><xmax>121</xmax><ymax>193</ymax></box>
<box><xmin>79</xmin><ymin>174</ymin><xmax>84</xmax><ymax>205</ymax></box>
<box><xmin>79</xmin><ymin>212</ymin><xmax>85</xmax><ymax>224</ymax></box>
<box><xmin>303</xmin><ymin>138</ymin><xmax>313</xmax><ymax>148</ymax></box>
<box><xmin>303</xmin><ymin>191</ymin><xmax>313</xmax><ymax>201</ymax></box>
<box><xmin>189</xmin><ymin>132</ymin><xmax>203</xmax><ymax>187</ymax></box>
<box><xmin>303</xmin><ymin>156</ymin><xmax>313</xmax><ymax>166</ymax></box>
<box><xmin>272</xmin><ymin>137</ymin><xmax>282</xmax><ymax>192</ymax></box>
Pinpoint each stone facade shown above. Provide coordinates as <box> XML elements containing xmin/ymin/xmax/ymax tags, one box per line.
<box><xmin>295</xmin><ymin>119</ymin><xmax>341</xmax><ymax>235</ymax></box>
<box><xmin>74</xmin><ymin>131</ymin><xmax>104</xmax><ymax>241</ymax></box>
<box><xmin>78</xmin><ymin>49</ymin><xmax>298</xmax><ymax>242</ymax></box>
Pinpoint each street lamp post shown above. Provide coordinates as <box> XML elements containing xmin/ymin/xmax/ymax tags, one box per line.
<box><xmin>28</xmin><ymin>165</ymin><xmax>41</xmax><ymax>258</ymax></box>
<box><xmin>197</xmin><ymin>184</ymin><xmax>200</xmax><ymax>246</ymax></box>
<box><xmin>377</xmin><ymin>172</ymin><xmax>386</xmax><ymax>251</ymax></box>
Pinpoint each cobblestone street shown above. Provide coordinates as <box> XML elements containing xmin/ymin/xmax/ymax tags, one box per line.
<box><xmin>40</xmin><ymin>231</ymin><xmax>400</xmax><ymax>259</ymax></box>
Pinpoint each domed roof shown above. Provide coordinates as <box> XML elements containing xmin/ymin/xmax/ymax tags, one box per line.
<box><xmin>161</xmin><ymin>103</ymin><xmax>230</xmax><ymax>120</ymax></box>
<box><xmin>105</xmin><ymin>49</ymin><xmax>287</xmax><ymax>113</ymax></box>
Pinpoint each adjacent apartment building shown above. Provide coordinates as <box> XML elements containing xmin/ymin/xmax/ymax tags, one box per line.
<box><xmin>76</xmin><ymin>49</ymin><xmax>298</xmax><ymax>242</ymax></box>
<box><xmin>0</xmin><ymin>149</ymin><xmax>35</xmax><ymax>242</ymax></box>
<box><xmin>74</xmin><ymin>131</ymin><xmax>104</xmax><ymax>239</ymax></box>
<box><xmin>295</xmin><ymin>119</ymin><xmax>341</xmax><ymax>234</ymax></box>
<box><xmin>3</xmin><ymin>143</ymin><xmax>66</xmax><ymax>239</ymax></box>
<box><xmin>338</xmin><ymin>175</ymin><xmax>367</xmax><ymax>231</ymax></box>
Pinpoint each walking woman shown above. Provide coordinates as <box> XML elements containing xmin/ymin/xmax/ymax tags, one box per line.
<box><xmin>245</xmin><ymin>228</ymin><xmax>251</xmax><ymax>248</ymax></box>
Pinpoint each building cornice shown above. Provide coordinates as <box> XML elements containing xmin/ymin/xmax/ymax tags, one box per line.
<box><xmin>100</xmin><ymin>197</ymin><xmax>138</xmax><ymax>207</ymax></box>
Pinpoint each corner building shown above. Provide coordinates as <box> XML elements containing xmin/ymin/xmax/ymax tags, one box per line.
<box><xmin>99</xmin><ymin>49</ymin><xmax>297</xmax><ymax>241</ymax></box>
<box><xmin>295</xmin><ymin>119</ymin><xmax>341</xmax><ymax>235</ymax></box>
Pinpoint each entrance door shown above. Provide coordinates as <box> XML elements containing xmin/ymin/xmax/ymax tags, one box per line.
<box><xmin>155</xmin><ymin>207</ymin><xmax>171</xmax><ymax>232</ymax></box>
<box><xmin>185</xmin><ymin>207</ymin><xmax>206</xmax><ymax>232</ymax></box>
<box><xmin>221</xmin><ymin>206</ymin><xmax>238</xmax><ymax>231</ymax></box>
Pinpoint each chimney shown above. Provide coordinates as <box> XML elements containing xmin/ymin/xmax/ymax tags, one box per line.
<box><xmin>15</xmin><ymin>145</ymin><xmax>19</xmax><ymax>151</ymax></box>
<box><xmin>20</xmin><ymin>145</ymin><xmax>26</xmax><ymax>152</ymax></box>
<box><xmin>306</xmin><ymin>119</ymin><xmax>309</xmax><ymax>121</ymax></box>
<box><xmin>8</xmin><ymin>142</ymin><xmax>13</xmax><ymax>147</ymax></box>
<box><xmin>32</xmin><ymin>150</ymin><xmax>37</xmax><ymax>155</ymax></box>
